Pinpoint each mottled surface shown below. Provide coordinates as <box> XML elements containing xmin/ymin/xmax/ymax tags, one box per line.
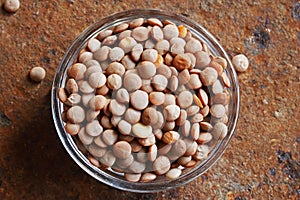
<box><xmin>0</xmin><ymin>0</ymin><xmax>299</xmax><ymax>199</ymax></box>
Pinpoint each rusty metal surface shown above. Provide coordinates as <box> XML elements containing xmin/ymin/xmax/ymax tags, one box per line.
<box><xmin>0</xmin><ymin>0</ymin><xmax>299</xmax><ymax>199</ymax></box>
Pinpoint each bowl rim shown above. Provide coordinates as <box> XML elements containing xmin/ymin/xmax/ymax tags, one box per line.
<box><xmin>51</xmin><ymin>8</ymin><xmax>240</xmax><ymax>193</ymax></box>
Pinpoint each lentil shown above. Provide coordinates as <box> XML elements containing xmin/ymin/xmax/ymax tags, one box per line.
<box><xmin>29</xmin><ymin>67</ymin><xmax>46</xmax><ymax>82</ymax></box>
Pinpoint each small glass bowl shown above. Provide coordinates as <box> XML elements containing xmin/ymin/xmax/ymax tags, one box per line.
<box><xmin>51</xmin><ymin>9</ymin><xmax>239</xmax><ymax>193</ymax></box>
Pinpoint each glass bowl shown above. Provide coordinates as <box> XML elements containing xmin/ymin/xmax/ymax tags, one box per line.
<box><xmin>51</xmin><ymin>9</ymin><xmax>239</xmax><ymax>193</ymax></box>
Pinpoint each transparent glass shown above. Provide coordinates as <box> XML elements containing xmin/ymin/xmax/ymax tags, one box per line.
<box><xmin>51</xmin><ymin>9</ymin><xmax>240</xmax><ymax>193</ymax></box>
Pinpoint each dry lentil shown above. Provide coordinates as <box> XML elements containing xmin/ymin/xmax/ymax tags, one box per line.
<box><xmin>29</xmin><ymin>67</ymin><xmax>46</xmax><ymax>82</ymax></box>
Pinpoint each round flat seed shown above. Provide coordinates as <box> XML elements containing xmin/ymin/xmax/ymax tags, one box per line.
<box><xmin>184</xmin><ymin>139</ymin><xmax>198</xmax><ymax>156</ymax></box>
<box><xmin>195</xmin><ymin>51</ymin><xmax>211</xmax><ymax>69</ymax></box>
<box><xmin>163</xmin><ymin>24</ymin><xmax>179</xmax><ymax>40</ymax></box>
<box><xmin>181</xmin><ymin>120</ymin><xmax>191</xmax><ymax>137</ymax></box>
<box><xmin>65</xmin><ymin>93</ymin><xmax>81</xmax><ymax>106</ymax></box>
<box><xmin>190</xmin><ymin>113</ymin><xmax>204</xmax><ymax>123</ymax></box>
<box><xmin>116</xmin><ymin>154</ymin><xmax>134</xmax><ymax>168</ymax></box>
<box><xmin>121</xmin><ymin>55</ymin><xmax>136</xmax><ymax>70</ymax></box>
<box><xmin>102</xmin><ymin>35</ymin><xmax>117</xmax><ymax>46</ymax></box>
<box><xmin>187</xmin><ymin>74</ymin><xmax>202</xmax><ymax>89</ymax></box>
<box><xmin>125</xmin><ymin>108</ymin><xmax>141</xmax><ymax>124</ymax></box>
<box><xmin>200</xmin><ymin>105</ymin><xmax>210</xmax><ymax>117</ymax></box>
<box><xmin>177</xmin><ymin>91</ymin><xmax>193</xmax><ymax>109</ymax></box>
<box><xmin>131</xmin><ymin>43</ymin><xmax>143</xmax><ymax>62</ymax></box>
<box><xmin>106</xmin><ymin>62</ymin><xmax>126</xmax><ymax>77</ymax></box>
<box><xmin>142</xmin><ymin>107</ymin><xmax>158</xmax><ymax>125</ymax></box>
<box><xmin>147</xmin><ymin>18</ymin><xmax>163</xmax><ymax>27</ymax></box>
<box><xmin>102</xmin><ymin>129</ymin><xmax>118</xmax><ymax>145</ymax></box>
<box><xmin>125</xmin><ymin>173</ymin><xmax>141</xmax><ymax>182</ymax></box>
<box><xmin>191</xmin><ymin>122</ymin><xmax>200</xmax><ymax>141</ymax></box>
<box><xmin>213</xmin><ymin>92</ymin><xmax>230</xmax><ymax>105</ymax></box>
<box><xmin>140</xmin><ymin>173</ymin><xmax>157</xmax><ymax>182</ymax></box>
<box><xmin>88</xmin><ymin>95</ymin><xmax>106</xmax><ymax>111</ymax></box>
<box><xmin>65</xmin><ymin>78</ymin><xmax>78</xmax><ymax>94</ymax></box>
<box><xmin>68</xmin><ymin>63</ymin><xmax>86</xmax><ymax>80</ymax></box>
<box><xmin>210</xmin><ymin>104</ymin><xmax>226</xmax><ymax>118</ymax></box>
<box><xmin>168</xmin><ymin>139</ymin><xmax>186</xmax><ymax>160</ymax></box>
<box><xmin>128</xmin><ymin>161</ymin><xmax>146</xmax><ymax>173</ymax></box>
<box><xmin>232</xmin><ymin>54</ymin><xmax>249</xmax><ymax>72</ymax></box>
<box><xmin>132</xmin><ymin>26</ymin><xmax>150</xmax><ymax>42</ymax></box>
<box><xmin>78</xmin><ymin>81</ymin><xmax>94</xmax><ymax>93</ymax></box>
<box><xmin>65</xmin><ymin>122</ymin><xmax>80</xmax><ymax>135</ymax></box>
<box><xmin>200</xmin><ymin>67</ymin><xmax>218</xmax><ymax>86</ymax></box>
<box><xmin>130</xmin><ymin>90</ymin><xmax>148</xmax><ymax>110</ymax></box>
<box><xmin>115</xmin><ymin>88</ymin><xmax>130</xmax><ymax>103</ymax></box>
<box><xmin>178</xmin><ymin>69</ymin><xmax>191</xmax><ymax>85</ymax></box>
<box><xmin>67</xmin><ymin>106</ymin><xmax>85</xmax><ymax>124</ymax></box>
<box><xmin>149</xmin><ymin>92</ymin><xmax>165</xmax><ymax>105</ymax></box>
<box><xmin>130</xmin><ymin>140</ymin><xmax>142</xmax><ymax>153</ymax></box>
<box><xmin>152</xmin><ymin>111</ymin><xmax>164</xmax><ymax>130</ymax></box>
<box><xmin>137</xmin><ymin>61</ymin><xmax>156</xmax><ymax>79</ymax></box>
<box><xmin>162</xmin><ymin>131</ymin><xmax>180</xmax><ymax>144</ymax></box>
<box><xmin>212</xmin><ymin>79</ymin><xmax>223</xmax><ymax>94</ymax></box>
<box><xmin>94</xmin><ymin>46</ymin><xmax>110</xmax><ymax>62</ymax></box>
<box><xmin>152</xmin><ymin>74</ymin><xmax>168</xmax><ymax>91</ymax></box>
<box><xmin>212</xmin><ymin>122</ymin><xmax>228</xmax><ymax>139</ymax></box>
<box><xmin>107</xmin><ymin>74</ymin><xmax>122</xmax><ymax>90</ymax></box>
<box><xmin>144</xmin><ymin>39</ymin><xmax>155</xmax><ymax>49</ymax></box>
<box><xmin>113</xmin><ymin>22</ymin><xmax>129</xmax><ymax>34</ymax></box>
<box><xmin>193</xmin><ymin>145</ymin><xmax>209</xmax><ymax>161</ymax></box>
<box><xmin>175</xmin><ymin>109</ymin><xmax>187</xmax><ymax>126</ymax></box>
<box><xmin>97</xmin><ymin>29</ymin><xmax>113</xmax><ymax>41</ymax></box>
<box><xmin>156</xmin><ymin>64</ymin><xmax>172</xmax><ymax>79</ymax></box>
<box><xmin>214</xmin><ymin>56</ymin><xmax>228</xmax><ymax>69</ymax></box>
<box><xmin>197</xmin><ymin>132</ymin><xmax>213</xmax><ymax>144</ymax></box>
<box><xmin>173</xmin><ymin>54</ymin><xmax>192</xmax><ymax>71</ymax></box>
<box><xmin>186</xmin><ymin>105</ymin><xmax>200</xmax><ymax>116</ymax></box>
<box><xmin>117</xmin><ymin>120</ymin><xmax>132</xmax><ymax>135</ymax></box>
<box><xmin>109</xmin><ymin>99</ymin><xmax>126</xmax><ymax>116</ymax></box>
<box><xmin>82</xmin><ymin>93</ymin><xmax>94</xmax><ymax>107</ymax></box>
<box><xmin>163</xmin><ymin>104</ymin><xmax>180</xmax><ymax>121</ymax></box>
<box><xmin>88</xmin><ymin>72</ymin><xmax>106</xmax><ymax>88</ymax></box>
<box><xmin>169</xmin><ymin>75</ymin><xmax>179</xmax><ymax>92</ymax></box>
<box><xmin>137</xmin><ymin>134</ymin><xmax>156</xmax><ymax>146</ymax></box>
<box><xmin>151</xmin><ymin>26</ymin><xmax>164</xmax><ymax>41</ymax></box>
<box><xmin>165</xmin><ymin>53</ymin><xmax>173</xmax><ymax>65</ymax></box>
<box><xmin>87</xmin><ymin>38</ymin><xmax>101</xmax><ymax>52</ymax></box>
<box><xmin>29</xmin><ymin>67</ymin><xmax>46</xmax><ymax>82</ymax></box>
<box><xmin>78</xmin><ymin>128</ymin><xmax>93</xmax><ymax>145</ymax></box>
<box><xmin>94</xmin><ymin>135</ymin><xmax>108</xmax><ymax>148</ymax></box>
<box><xmin>153</xmin><ymin>156</ymin><xmax>171</xmax><ymax>175</ymax></box>
<box><xmin>163</xmin><ymin>94</ymin><xmax>176</xmax><ymax>107</ymax></box>
<box><xmin>89</xmin><ymin>144</ymin><xmax>107</xmax><ymax>158</ymax></box>
<box><xmin>100</xmin><ymin>150</ymin><xmax>116</xmax><ymax>167</ymax></box>
<box><xmin>86</xmin><ymin>120</ymin><xmax>103</xmax><ymax>137</ymax></box>
<box><xmin>142</xmin><ymin>49</ymin><xmax>158</xmax><ymax>62</ymax></box>
<box><xmin>198</xmin><ymin>89</ymin><xmax>209</xmax><ymax>106</ymax></box>
<box><xmin>163</xmin><ymin>121</ymin><xmax>175</xmax><ymax>132</ymax></box>
<box><xmin>123</xmin><ymin>73</ymin><xmax>142</xmax><ymax>91</ymax></box>
<box><xmin>178</xmin><ymin>25</ymin><xmax>187</xmax><ymax>38</ymax></box>
<box><xmin>129</xmin><ymin>18</ymin><xmax>144</xmax><ymax>29</ymax></box>
<box><xmin>200</xmin><ymin>122</ymin><xmax>213</xmax><ymax>131</ymax></box>
<box><xmin>113</xmin><ymin>141</ymin><xmax>132</xmax><ymax>159</ymax></box>
<box><xmin>221</xmin><ymin>72</ymin><xmax>231</xmax><ymax>88</ymax></box>
<box><xmin>79</xmin><ymin>51</ymin><xmax>93</xmax><ymax>63</ymax></box>
<box><xmin>132</xmin><ymin>123</ymin><xmax>153</xmax><ymax>138</ymax></box>
<box><xmin>58</xmin><ymin>88</ymin><xmax>67</xmax><ymax>103</ymax></box>
<box><xmin>185</xmin><ymin>38</ymin><xmax>202</xmax><ymax>53</ymax></box>
<box><xmin>155</xmin><ymin>39</ymin><xmax>170</xmax><ymax>55</ymax></box>
<box><xmin>119</xmin><ymin>36</ymin><xmax>137</xmax><ymax>53</ymax></box>
<box><xmin>209</xmin><ymin>61</ymin><xmax>224</xmax><ymax>76</ymax></box>
<box><xmin>177</xmin><ymin>156</ymin><xmax>192</xmax><ymax>166</ymax></box>
<box><xmin>148</xmin><ymin>144</ymin><xmax>158</xmax><ymax>162</ymax></box>
<box><xmin>166</xmin><ymin>168</ymin><xmax>182</xmax><ymax>180</ymax></box>
<box><xmin>108</xmin><ymin>47</ymin><xmax>125</xmax><ymax>61</ymax></box>
<box><xmin>4</xmin><ymin>0</ymin><xmax>20</xmax><ymax>13</ymax></box>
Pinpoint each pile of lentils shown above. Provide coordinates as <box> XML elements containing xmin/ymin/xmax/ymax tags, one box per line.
<box><xmin>58</xmin><ymin>17</ymin><xmax>231</xmax><ymax>182</ymax></box>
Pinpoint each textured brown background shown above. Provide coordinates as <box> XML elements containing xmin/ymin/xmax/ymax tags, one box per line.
<box><xmin>0</xmin><ymin>0</ymin><xmax>299</xmax><ymax>199</ymax></box>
